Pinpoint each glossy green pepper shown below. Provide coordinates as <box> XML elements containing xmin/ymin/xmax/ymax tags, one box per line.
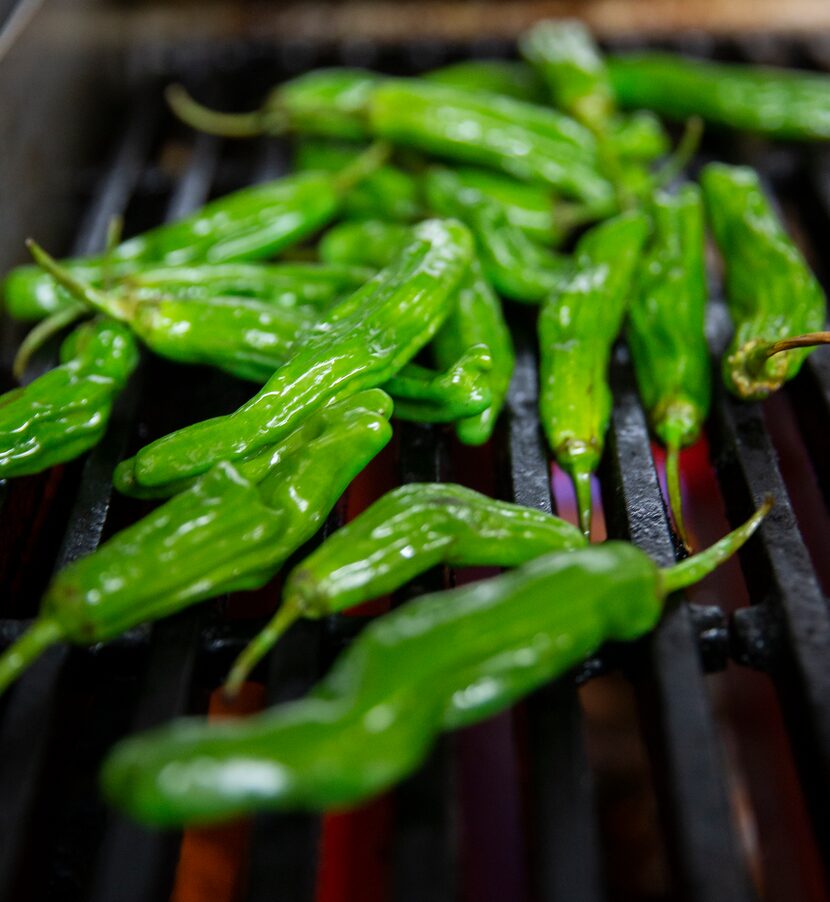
<box><xmin>294</xmin><ymin>140</ymin><xmax>423</xmax><ymax>222</ymax></box>
<box><xmin>628</xmin><ymin>186</ymin><xmax>711</xmax><ymax>549</ymax></box>
<box><xmin>702</xmin><ymin>163</ymin><xmax>830</xmax><ymax>401</ymax></box>
<box><xmin>122</xmin><ymin>261</ymin><xmax>373</xmax><ymax>308</ymax></box>
<box><xmin>609</xmin><ymin>52</ymin><xmax>830</xmax><ymax>141</ymax></box>
<box><xmin>4</xmin><ymin>147</ymin><xmax>387</xmax><ymax>321</ymax></box>
<box><xmin>319</xmin><ymin>219</ymin><xmax>514</xmax><ymax>443</ymax></box>
<box><xmin>0</xmin><ymin>391</ymin><xmax>392</xmax><ymax>695</ymax></box>
<box><xmin>424</xmin><ymin>59</ymin><xmax>547</xmax><ymax>103</ymax></box>
<box><xmin>226</xmin><ymin>481</ymin><xmax>586</xmax><ymax>693</ymax></box>
<box><xmin>0</xmin><ymin>319</ymin><xmax>138</xmax><ymax>478</ymax></box>
<box><xmin>424</xmin><ymin>166</ymin><xmax>570</xmax><ymax>303</ymax></box>
<box><xmin>33</xmin><ymin>242</ymin><xmax>487</xmax><ymax>426</ymax></box>
<box><xmin>539</xmin><ymin>210</ymin><xmax>649</xmax><ymax>538</ymax></box>
<box><xmin>114</xmin><ymin>219</ymin><xmax>473</xmax><ymax>495</ymax></box>
<box><xmin>101</xmin><ymin>500</ymin><xmax>769</xmax><ymax>826</ymax></box>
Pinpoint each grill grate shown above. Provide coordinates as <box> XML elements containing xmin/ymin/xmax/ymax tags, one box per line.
<box><xmin>1</xmin><ymin>31</ymin><xmax>830</xmax><ymax>902</ymax></box>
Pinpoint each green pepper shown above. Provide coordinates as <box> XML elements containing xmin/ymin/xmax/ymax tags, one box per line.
<box><xmin>294</xmin><ymin>139</ymin><xmax>423</xmax><ymax>222</ymax></box>
<box><xmin>100</xmin><ymin>500</ymin><xmax>769</xmax><ymax>826</ymax></box>
<box><xmin>0</xmin><ymin>318</ymin><xmax>138</xmax><ymax>479</ymax></box>
<box><xmin>4</xmin><ymin>147</ymin><xmax>387</xmax><ymax>321</ymax></box>
<box><xmin>226</xmin><ymin>481</ymin><xmax>586</xmax><ymax>694</ymax></box>
<box><xmin>424</xmin><ymin>59</ymin><xmax>547</xmax><ymax>103</ymax></box>
<box><xmin>701</xmin><ymin>163</ymin><xmax>830</xmax><ymax>401</ymax></box>
<box><xmin>539</xmin><ymin>210</ymin><xmax>649</xmax><ymax>538</ymax></box>
<box><xmin>114</xmin><ymin>219</ymin><xmax>473</xmax><ymax>495</ymax></box>
<box><xmin>424</xmin><ymin>166</ymin><xmax>570</xmax><ymax>303</ymax></box>
<box><xmin>122</xmin><ymin>261</ymin><xmax>373</xmax><ymax>307</ymax></box>
<box><xmin>319</xmin><ymin>219</ymin><xmax>514</xmax><ymax>444</ymax></box>
<box><xmin>609</xmin><ymin>52</ymin><xmax>830</xmax><ymax>141</ymax></box>
<box><xmin>0</xmin><ymin>390</ymin><xmax>392</xmax><ymax>696</ymax></box>
<box><xmin>628</xmin><ymin>186</ymin><xmax>711</xmax><ymax>549</ymax></box>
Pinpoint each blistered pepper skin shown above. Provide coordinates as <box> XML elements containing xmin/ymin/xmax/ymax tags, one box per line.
<box><xmin>0</xmin><ymin>392</ymin><xmax>392</xmax><ymax>694</ymax></box>
<box><xmin>702</xmin><ymin>164</ymin><xmax>829</xmax><ymax>400</ymax></box>
<box><xmin>539</xmin><ymin>211</ymin><xmax>649</xmax><ymax>537</ymax></box>
<box><xmin>609</xmin><ymin>53</ymin><xmax>830</xmax><ymax>141</ymax></box>
<box><xmin>4</xmin><ymin>171</ymin><xmax>344</xmax><ymax>320</ymax></box>
<box><xmin>99</xmin><ymin>500</ymin><xmax>767</xmax><ymax>826</ymax></box>
<box><xmin>115</xmin><ymin>219</ymin><xmax>473</xmax><ymax>493</ymax></box>
<box><xmin>0</xmin><ymin>319</ymin><xmax>138</xmax><ymax>478</ymax></box>
<box><xmin>628</xmin><ymin>186</ymin><xmax>711</xmax><ymax>545</ymax></box>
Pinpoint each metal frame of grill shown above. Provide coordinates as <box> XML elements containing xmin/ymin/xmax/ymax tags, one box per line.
<box><xmin>1</xmin><ymin>6</ymin><xmax>830</xmax><ymax>901</ymax></box>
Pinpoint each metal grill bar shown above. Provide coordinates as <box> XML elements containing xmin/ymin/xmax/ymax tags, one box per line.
<box><xmin>89</xmin><ymin>132</ymin><xmax>221</xmax><ymax>902</ymax></box>
<box><xmin>601</xmin><ymin>350</ymin><xmax>755</xmax><ymax>902</ymax></box>
<box><xmin>0</xmin><ymin>98</ymin><xmax>159</xmax><ymax>900</ymax></box>
<box><xmin>504</xmin><ymin>322</ymin><xmax>603</xmax><ymax>902</ymax></box>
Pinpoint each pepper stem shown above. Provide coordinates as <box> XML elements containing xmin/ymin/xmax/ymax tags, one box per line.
<box><xmin>223</xmin><ymin>602</ymin><xmax>301</xmax><ymax>700</ymax></box>
<box><xmin>26</xmin><ymin>240</ymin><xmax>129</xmax><ymax>322</ymax></box>
<box><xmin>762</xmin><ymin>331</ymin><xmax>830</xmax><ymax>359</ymax></box>
<box><xmin>654</xmin><ymin>116</ymin><xmax>704</xmax><ymax>189</ymax></box>
<box><xmin>0</xmin><ymin>618</ymin><xmax>64</xmax><ymax>697</ymax></box>
<box><xmin>660</xmin><ymin>496</ymin><xmax>772</xmax><ymax>596</ymax></box>
<box><xmin>13</xmin><ymin>302</ymin><xmax>87</xmax><ymax>380</ymax></box>
<box><xmin>570</xmin><ymin>466</ymin><xmax>593</xmax><ymax>542</ymax></box>
<box><xmin>333</xmin><ymin>141</ymin><xmax>392</xmax><ymax>195</ymax></box>
<box><xmin>665</xmin><ymin>443</ymin><xmax>691</xmax><ymax>552</ymax></box>
<box><xmin>165</xmin><ymin>84</ymin><xmax>278</xmax><ymax>138</ymax></box>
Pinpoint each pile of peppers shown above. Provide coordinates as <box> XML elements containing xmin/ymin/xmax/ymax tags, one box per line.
<box><xmin>1</xmin><ymin>16</ymin><xmax>828</xmax><ymax>830</ymax></box>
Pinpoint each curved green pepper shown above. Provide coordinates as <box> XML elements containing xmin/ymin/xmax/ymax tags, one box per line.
<box><xmin>114</xmin><ymin>219</ymin><xmax>473</xmax><ymax>495</ymax></box>
<box><xmin>226</xmin><ymin>481</ymin><xmax>586</xmax><ymax>693</ymax></box>
<box><xmin>319</xmin><ymin>219</ymin><xmax>514</xmax><ymax>443</ymax></box>
<box><xmin>4</xmin><ymin>152</ymin><xmax>387</xmax><ymax>321</ymax></box>
<box><xmin>702</xmin><ymin>163</ymin><xmax>830</xmax><ymax>401</ymax></box>
<box><xmin>628</xmin><ymin>186</ymin><xmax>710</xmax><ymax>548</ymax></box>
<box><xmin>539</xmin><ymin>210</ymin><xmax>649</xmax><ymax>538</ymax></box>
<box><xmin>424</xmin><ymin>166</ymin><xmax>570</xmax><ymax>302</ymax></box>
<box><xmin>0</xmin><ymin>390</ymin><xmax>392</xmax><ymax>695</ymax></box>
<box><xmin>101</xmin><ymin>500</ymin><xmax>769</xmax><ymax>826</ymax></box>
<box><xmin>609</xmin><ymin>52</ymin><xmax>830</xmax><ymax>141</ymax></box>
<box><xmin>0</xmin><ymin>318</ymin><xmax>138</xmax><ymax>478</ymax></box>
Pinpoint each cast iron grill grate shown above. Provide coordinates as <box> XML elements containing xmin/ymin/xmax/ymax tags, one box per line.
<box><xmin>0</xmin><ymin>32</ymin><xmax>829</xmax><ymax>902</ymax></box>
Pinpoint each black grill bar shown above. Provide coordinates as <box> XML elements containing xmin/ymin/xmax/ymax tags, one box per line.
<box><xmin>504</xmin><ymin>322</ymin><xmax>603</xmax><ymax>902</ymax></box>
<box><xmin>89</xmin><ymin>132</ymin><xmax>221</xmax><ymax>902</ymax></box>
<box><xmin>601</xmin><ymin>350</ymin><xmax>755</xmax><ymax>902</ymax></box>
<box><xmin>0</xmin><ymin>97</ymin><xmax>159</xmax><ymax>901</ymax></box>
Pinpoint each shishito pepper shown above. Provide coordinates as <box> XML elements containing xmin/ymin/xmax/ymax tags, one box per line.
<box><xmin>628</xmin><ymin>186</ymin><xmax>711</xmax><ymax>549</ymax></box>
<box><xmin>0</xmin><ymin>391</ymin><xmax>392</xmax><ymax>695</ymax></box>
<box><xmin>539</xmin><ymin>210</ymin><xmax>649</xmax><ymax>539</ymax></box>
<box><xmin>0</xmin><ymin>319</ymin><xmax>138</xmax><ymax>478</ymax></box>
<box><xmin>31</xmin><ymin>242</ymin><xmax>489</xmax><ymax>426</ymax></box>
<box><xmin>170</xmin><ymin>72</ymin><xmax>614</xmax><ymax>207</ymax></box>
<box><xmin>114</xmin><ymin>219</ymin><xmax>473</xmax><ymax>496</ymax></box>
<box><xmin>702</xmin><ymin>163</ymin><xmax>830</xmax><ymax>401</ymax></box>
<box><xmin>609</xmin><ymin>52</ymin><xmax>830</xmax><ymax>141</ymax></box>
<box><xmin>225</xmin><ymin>482</ymin><xmax>586</xmax><ymax>693</ymax></box>
<box><xmin>319</xmin><ymin>219</ymin><xmax>514</xmax><ymax>444</ymax></box>
<box><xmin>424</xmin><ymin>58</ymin><xmax>547</xmax><ymax>104</ymax></box>
<box><xmin>3</xmin><ymin>146</ymin><xmax>388</xmax><ymax>321</ymax></box>
<box><xmin>101</xmin><ymin>499</ymin><xmax>770</xmax><ymax>826</ymax></box>
<box><xmin>424</xmin><ymin>166</ymin><xmax>571</xmax><ymax>303</ymax></box>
